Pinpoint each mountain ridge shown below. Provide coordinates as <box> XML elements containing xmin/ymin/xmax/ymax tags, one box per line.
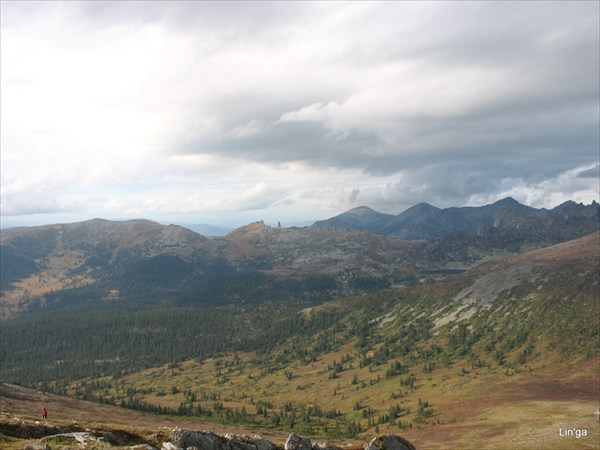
<box><xmin>1</xmin><ymin>199</ymin><xmax>598</xmax><ymax>318</ymax></box>
<box><xmin>309</xmin><ymin>197</ymin><xmax>597</xmax><ymax>240</ymax></box>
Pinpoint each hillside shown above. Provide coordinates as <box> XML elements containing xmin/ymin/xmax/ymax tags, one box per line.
<box><xmin>2</xmin><ymin>233</ymin><xmax>597</xmax><ymax>448</ymax></box>
<box><xmin>0</xmin><ymin>219</ymin><xmax>209</xmax><ymax>315</ymax></box>
<box><xmin>2</xmin><ymin>199</ymin><xmax>598</xmax><ymax>320</ymax></box>
<box><xmin>0</xmin><ymin>219</ymin><xmax>416</xmax><ymax>318</ymax></box>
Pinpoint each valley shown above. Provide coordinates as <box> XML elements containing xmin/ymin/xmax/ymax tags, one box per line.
<box><xmin>0</xmin><ymin>199</ymin><xmax>598</xmax><ymax>449</ymax></box>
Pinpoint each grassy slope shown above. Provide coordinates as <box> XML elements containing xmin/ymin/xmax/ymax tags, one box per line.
<box><xmin>50</xmin><ymin>345</ymin><xmax>599</xmax><ymax>448</ymax></box>
<box><xmin>10</xmin><ymin>233</ymin><xmax>600</xmax><ymax>449</ymax></box>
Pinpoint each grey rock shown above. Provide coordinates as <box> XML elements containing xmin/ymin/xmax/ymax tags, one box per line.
<box><xmin>364</xmin><ymin>435</ymin><xmax>416</xmax><ymax>450</ymax></box>
<box><xmin>165</xmin><ymin>429</ymin><xmax>225</xmax><ymax>450</ymax></box>
<box><xmin>285</xmin><ymin>433</ymin><xmax>312</xmax><ymax>450</ymax></box>
<box><xmin>43</xmin><ymin>432</ymin><xmax>98</xmax><ymax>444</ymax></box>
<box><xmin>252</xmin><ymin>436</ymin><xmax>276</xmax><ymax>450</ymax></box>
<box><xmin>312</xmin><ymin>443</ymin><xmax>338</xmax><ymax>450</ymax></box>
<box><xmin>224</xmin><ymin>433</ymin><xmax>276</xmax><ymax>450</ymax></box>
<box><xmin>163</xmin><ymin>430</ymin><xmax>278</xmax><ymax>450</ymax></box>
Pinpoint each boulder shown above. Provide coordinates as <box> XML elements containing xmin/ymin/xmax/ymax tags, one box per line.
<box><xmin>285</xmin><ymin>433</ymin><xmax>312</xmax><ymax>450</ymax></box>
<box><xmin>224</xmin><ymin>433</ymin><xmax>276</xmax><ymax>450</ymax></box>
<box><xmin>364</xmin><ymin>435</ymin><xmax>416</xmax><ymax>450</ymax></box>
<box><xmin>164</xmin><ymin>430</ymin><xmax>278</xmax><ymax>450</ymax></box>
<box><xmin>164</xmin><ymin>429</ymin><xmax>227</xmax><ymax>450</ymax></box>
<box><xmin>252</xmin><ymin>435</ymin><xmax>277</xmax><ymax>450</ymax></box>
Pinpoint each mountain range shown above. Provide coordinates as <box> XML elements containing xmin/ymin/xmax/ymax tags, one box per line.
<box><xmin>1</xmin><ymin>198</ymin><xmax>598</xmax><ymax>319</ymax></box>
<box><xmin>310</xmin><ymin>197</ymin><xmax>599</xmax><ymax>239</ymax></box>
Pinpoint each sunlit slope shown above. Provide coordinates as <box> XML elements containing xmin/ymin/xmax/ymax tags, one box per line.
<box><xmin>49</xmin><ymin>233</ymin><xmax>599</xmax><ymax>448</ymax></box>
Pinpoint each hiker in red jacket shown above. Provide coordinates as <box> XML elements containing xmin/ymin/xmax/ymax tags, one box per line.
<box><xmin>41</xmin><ymin>407</ymin><xmax>47</xmax><ymax>419</ymax></box>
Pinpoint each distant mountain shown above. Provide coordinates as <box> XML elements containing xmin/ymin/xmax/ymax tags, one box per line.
<box><xmin>0</xmin><ymin>219</ymin><xmax>423</xmax><ymax>318</ymax></box>
<box><xmin>0</xmin><ymin>219</ymin><xmax>207</xmax><ymax>292</ymax></box>
<box><xmin>310</xmin><ymin>197</ymin><xmax>598</xmax><ymax>240</ymax></box>
<box><xmin>1</xmin><ymin>199</ymin><xmax>598</xmax><ymax>319</ymax></box>
<box><xmin>310</xmin><ymin>206</ymin><xmax>395</xmax><ymax>233</ymax></box>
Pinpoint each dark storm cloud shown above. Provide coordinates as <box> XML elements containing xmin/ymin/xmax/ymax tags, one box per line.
<box><xmin>158</xmin><ymin>2</ymin><xmax>598</xmax><ymax>196</ymax></box>
<box><xmin>577</xmin><ymin>165</ymin><xmax>600</xmax><ymax>179</ymax></box>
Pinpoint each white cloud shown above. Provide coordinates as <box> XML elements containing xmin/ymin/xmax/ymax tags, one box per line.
<box><xmin>231</xmin><ymin>120</ymin><xmax>266</xmax><ymax>139</ymax></box>
<box><xmin>1</xmin><ymin>1</ymin><xmax>598</xmax><ymax>227</ymax></box>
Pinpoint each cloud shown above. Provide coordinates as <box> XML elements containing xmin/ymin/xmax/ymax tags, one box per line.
<box><xmin>466</xmin><ymin>164</ymin><xmax>600</xmax><ymax>209</ymax></box>
<box><xmin>577</xmin><ymin>165</ymin><xmax>600</xmax><ymax>179</ymax></box>
<box><xmin>1</xmin><ymin>1</ymin><xmax>598</xmax><ymax>226</ymax></box>
<box><xmin>162</xmin><ymin>1</ymin><xmax>598</xmax><ymax>183</ymax></box>
<box><xmin>0</xmin><ymin>176</ymin><xmax>64</xmax><ymax>216</ymax></box>
<box><xmin>231</xmin><ymin>120</ymin><xmax>266</xmax><ymax>140</ymax></box>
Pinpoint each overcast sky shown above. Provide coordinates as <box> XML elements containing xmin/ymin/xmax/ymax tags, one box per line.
<box><xmin>1</xmin><ymin>1</ymin><xmax>599</xmax><ymax>228</ymax></box>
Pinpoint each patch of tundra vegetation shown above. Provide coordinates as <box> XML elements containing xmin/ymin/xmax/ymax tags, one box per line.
<box><xmin>44</xmin><ymin>292</ymin><xmax>531</xmax><ymax>437</ymax></box>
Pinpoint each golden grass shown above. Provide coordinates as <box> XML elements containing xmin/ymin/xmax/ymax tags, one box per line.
<box><xmin>1</xmin><ymin>250</ymin><xmax>94</xmax><ymax>314</ymax></box>
<box><xmin>63</xmin><ymin>337</ymin><xmax>599</xmax><ymax>449</ymax></box>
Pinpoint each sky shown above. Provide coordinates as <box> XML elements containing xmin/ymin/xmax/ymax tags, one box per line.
<box><xmin>1</xmin><ymin>1</ymin><xmax>599</xmax><ymax>229</ymax></box>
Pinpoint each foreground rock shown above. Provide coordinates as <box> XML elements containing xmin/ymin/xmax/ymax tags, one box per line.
<box><xmin>0</xmin><ymin>416</ymin><xmax>416</xmax><ymax>450</ymax></box>
<box><xmin>164</xmin><ymin>429</ymin><xmax>277</xmax><ymax>450</ymax></box>
<box><xmin>364</xmin><ymin>435</ymin><xmax>416</xmax><ymax>450</ymax></box>
<box><xmin>162</xmin><ymin>431</ymin><xmax>416</xmax><ymax>450</ymax></box>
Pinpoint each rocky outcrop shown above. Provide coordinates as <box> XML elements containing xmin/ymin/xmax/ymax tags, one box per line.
<box><xmin>0</xmin><ymin>415</ymin><xmax>416</xmax><ymax>450</ymax></box>
<box><xmin>161</xmin><ymin>431</ymin><xmax>416</xmax><ymax>450</ymax></box>
<box><xmin>163</xmin><ymin>429</ymin><xmax>277</xmax><ymax>450</ymax></box>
